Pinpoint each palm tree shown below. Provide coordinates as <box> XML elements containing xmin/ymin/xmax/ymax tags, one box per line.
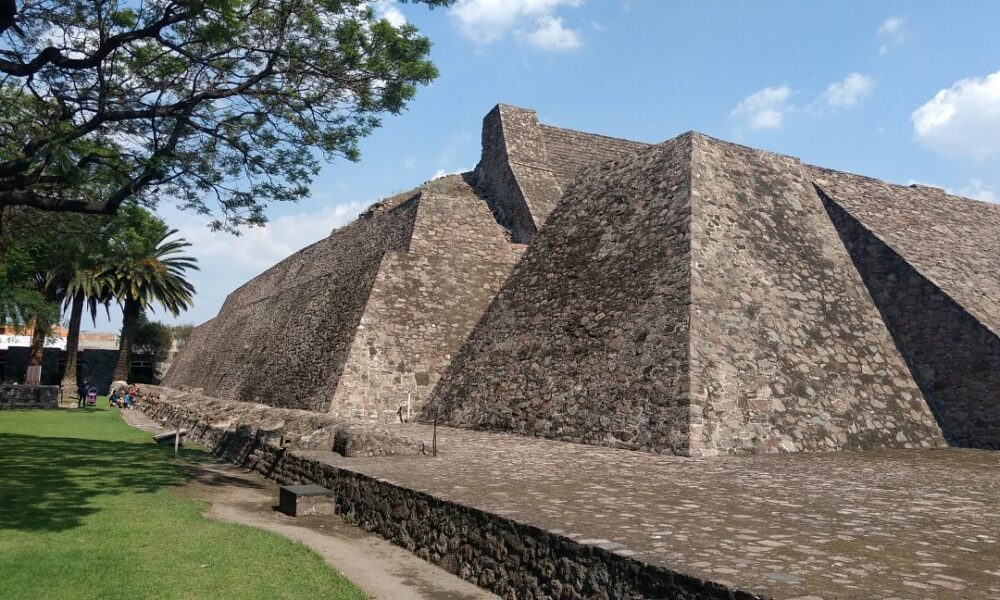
<box><xmin>108</xmin><ymin>224</ymin><xmax>198</xmax><ymax>381</ymax></box>
<box><xmin>60</xmin><ymin>267</ymin><xmax>113</xmax><ymax>392</ymax></box>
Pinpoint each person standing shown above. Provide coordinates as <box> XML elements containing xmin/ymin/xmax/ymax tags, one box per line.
<box><xmin>77</xmin><ymin>378</ymin><xmax>89</xmax><ymax>408</ymax></box>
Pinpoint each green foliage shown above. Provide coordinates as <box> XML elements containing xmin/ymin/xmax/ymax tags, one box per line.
<box><xmin>132</xmin><ymin>312</ymin><xmax>174</xmax><ymax>361</ymax></box>
<box><xmin>0</xmin><ymin>408</ymin><xmax>366</xmax><ymax>599</ymax></box>
<box><xmin>0</xmin><ymin>203</ymin><xmax>157</xmax><ymax>326</ymax></box>
<box><xmin>0</xmin><ymin>206</ymin><xmax>99</xmax><ymax>327</ymax></box>
<box><xmin>104</xmin><ymin>216</ymin><xmax>197</xmax><ymax>379</ymax></box>
<box><xmin>0</xmin><ymin>0</ymin><xmax>453</xmax><ymax>230</ymax></box>
<box><xmin>106</xmin><ymin>220</ymin><xmax>198</xmax><ymax>316</ymax></box>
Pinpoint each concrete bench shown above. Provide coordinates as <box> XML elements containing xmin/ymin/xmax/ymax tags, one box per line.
<box><xmin>278</xmin><ymin>484</ymin><xmax>336</xmax><ymax>517</ymax></box>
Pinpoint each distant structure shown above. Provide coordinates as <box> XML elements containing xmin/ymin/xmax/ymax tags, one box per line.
<box><xmin>165</xmin><ymin>104</ymin><xmax>1000</xmax><ymax>455</ymax></box>
<box><xmin>0</xmin><ymin>326</ymin><xmax>136</xmax><ymax>390</ymax></box>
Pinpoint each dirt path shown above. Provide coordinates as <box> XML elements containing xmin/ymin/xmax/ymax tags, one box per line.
<box><xmin>121</xmin><ymin>410</ymin><xmax>497</xmax><ymax>600</ymax></box>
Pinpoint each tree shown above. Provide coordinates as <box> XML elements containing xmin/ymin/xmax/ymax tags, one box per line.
<box><xmin>0</xmin><ymin>206</ymin><xmax>96</xmax><ymax>366</ymax></box>
<box><xmin>107</xmin><ymin>218</ymin><xmax>197</xmax><ymax>380</ymax></box>
<box><xmin>132</xmin><ymin>312</ymin><xmax>174</xmax><ymax>363</ymax></box>
<box><xmin>0</xmin><ymin>207</ymin><xmax>63</xmax><ymax>329</ymax></box>
<box><xmin>60</xmin><ymin>265</ymin><xmax>113</xmax><ymax>391</ymax></box>
<box><xmin>0</xmin><ymin>0</ymin><xmax>452</xmax><ymax>230</ymax></box>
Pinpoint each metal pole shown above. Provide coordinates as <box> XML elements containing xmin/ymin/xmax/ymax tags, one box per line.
<box><xmin>432</xmin><ymin>408</ymin><xmax>438</xmax><ymax>457</ymax></box>
<box><xmin>174</xmin><ymin>426</ymin><xmax>180</xmax><ymax>457</ymax></box>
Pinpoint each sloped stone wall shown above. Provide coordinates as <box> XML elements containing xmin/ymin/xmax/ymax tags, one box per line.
<box><xmin>430</xmin><ymin>133</ymin><xmax>953</xmax><ymax>456</ymax></box>
<box><xmin>430</xmin><ymin>136</ymin><xmax>695</xmax><ymax>453</ymax></box>
<box><xmin>687</xmin><ymin>135</ymin><xmax>944</xmax><ymax>455</ymax></box>
<box><xmin>330</xmin><ymin>176</ymin><xmax>525</xmax><ymax>421</ymax></box>
<box><xmin>473</xmin><ymin>106</ymin><xmax>651</xmax><ymax>244</ymax></box>
<box><xmin>821</xmin><ymin>193</ymin><xmax>1000</xmax><ymax>449</ymax></box>
<box><xmin>538</xmin><ymin>124</ymin><xmax>648</xmax><ymax>188</ymax></box>
<box><xmin>163</xmin><ymin>196</ymin><xmax>420</xmax><ymax>411</ymax></box>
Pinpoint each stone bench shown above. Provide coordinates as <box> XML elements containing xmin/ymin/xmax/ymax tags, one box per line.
<box><xmin>153</xmin><ymin>429</ymin><xmax>189</xmax><ymax>445</ymax></box>
<box><xmin>278</xmin><ymin>484</ymin><xmax>336</xmax><ymax>517</ymax></box>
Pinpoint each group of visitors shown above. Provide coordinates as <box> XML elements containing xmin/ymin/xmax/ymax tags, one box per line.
<box><xmin>75</xmin><ymin>379</ymin><xmax>140</xmax><ymax>409</ymax></box>
<box><xmin>109</xmin><ymin>384</ymin><xmax>139</xmax><ymax>409</ymax></box>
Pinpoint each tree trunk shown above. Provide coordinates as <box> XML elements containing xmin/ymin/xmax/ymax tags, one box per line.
<box><xmin>28</xmin><ymin>316</ymin><xmax>49</xmax><ymax>367</ymax></box>
<box><xmin>61</xmin><ymin>291</ymin><xmax>85</xmax><ymax>392</ymax></box>
<box><xmin>113</xmin><ymin>298</ymin><xmax>140</xmax><ymax>381</ymax></box>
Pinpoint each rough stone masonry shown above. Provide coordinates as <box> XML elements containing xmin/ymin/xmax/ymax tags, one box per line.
<box><xmin>165</xmin><ymin>103</ymin><xmax>1000</xmax><ymax>456</ymax></box>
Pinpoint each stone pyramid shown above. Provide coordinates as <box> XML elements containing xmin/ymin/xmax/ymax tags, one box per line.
<box><xmin>429</xmin><ymin>132</ymin><xmax>1000</xmax><ymax>455</ymax></box>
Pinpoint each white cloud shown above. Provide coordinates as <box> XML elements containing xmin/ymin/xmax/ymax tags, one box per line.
<box><xmin>374</xmin><ymin>1</ymin><xmax>407</xmax><ymax>27</ymax></box>
<box><xmin>957</xmin><ymin>179</ymin><xmax>997</xmax><ymax>203</ymax></box>
<box><xmin>450</xmin><ymin>0</ymin><xmax>584</xmax><ymax>50</ymax></box>
<box><xmin>878</xmin><ymin>15</ymin><xmax>907</xmax><ymax>54</ymax></box>
<box><xmin>731</xmin><ymin>85</ymin><xmax>791</xmax><ymax>130</ymax></box>
<box><xmin>520</xmin><ymin>16</ymin><xmax>582</xmax><ymax>50</ymax></box>
<box><xmin>823</xmin><ymin>73</ymin><xmax>875</xmax><ymax>108</ymax></box>
<box><xmin>911</xmin><ymin>70</ymin><xmax>1000</xmax><ymax>161</ymax></box>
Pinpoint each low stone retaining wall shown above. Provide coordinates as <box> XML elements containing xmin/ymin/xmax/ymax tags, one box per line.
<box><xmin>0</xmin><ymin>385</ymin><xmax>58</xmax><ymax>409</ymax></box>
<box><xmin>138</xmin><ymin>385</ymin><xmax>424</xmax><ymax>457</ymax></box>
<box><xmin>139</xmin><ymin>396</ymin><xmax>760</xmax><ymax>599</ymax></box>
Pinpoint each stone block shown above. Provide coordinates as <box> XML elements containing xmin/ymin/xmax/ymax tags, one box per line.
<box><xmin>0</xmin><ymin>385</ymin><xmax>59</xmax><ymax>409</ymax></box>
<box><xmin>278</xmin><ymin>484</ymin><xmax>336</xmax><ymax>517</ymax></box>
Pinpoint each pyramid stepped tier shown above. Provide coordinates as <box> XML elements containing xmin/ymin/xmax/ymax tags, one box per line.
<box><xmin>430</xmin><ymin>135</ymin><xmax>697</xmax><ymax>452</ymax></box>
<box><xmin>687</xmin><ymin>136</ymin><xmax>943</xmax><ymax>455</ymax></box>
<box><xmin>328</xmin><ymin>175</ymin><xmax>526</xmax><ymax>418</ymax></box>
<box><xmin>165</xmin><ymin>105</ymin><xmax>649</xmax><ymax>421</ymax></box>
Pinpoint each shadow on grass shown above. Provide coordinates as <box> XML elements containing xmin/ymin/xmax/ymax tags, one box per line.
<box><xmin>0</xmin><ymin>432</ymin><xmax>205</xmax><ymax>533</ymax></box>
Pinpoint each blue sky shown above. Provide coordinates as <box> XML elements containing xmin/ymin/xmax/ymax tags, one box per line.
<box><xmin>93</xmin><ymin>0</ymin><xmax>1000</xmax><ymax>331</ymax></box>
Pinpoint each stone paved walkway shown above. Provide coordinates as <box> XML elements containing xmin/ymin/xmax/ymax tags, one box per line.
<box><xmin>298</xmin><ymin>425</ymin><xmax>1000</xmax><ymax>599</ymax></box>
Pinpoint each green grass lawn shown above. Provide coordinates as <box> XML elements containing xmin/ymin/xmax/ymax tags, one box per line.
<box><xmin>0</xmin><ymin>406</ymin><xmax>365</xmax><ymax>600</ymax></box>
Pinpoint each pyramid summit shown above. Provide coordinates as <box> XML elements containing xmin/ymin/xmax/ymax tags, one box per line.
<box><xmin>165</xmin><ymin>104</ymin><xmax>1000</xmax><ymax>456</ymax></box>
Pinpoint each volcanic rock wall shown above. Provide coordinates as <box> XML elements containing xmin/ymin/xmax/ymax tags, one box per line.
<box><xmin>474</xmin><ymin>105</ymin><xmax>649</xmax><ymax>243</ymax></box>
<box><xmin>538</xmin><ymin>124</ymin><xmax>648</xmax><ymax>188</ymax></box>
<box><xmin>166</xmin><ymin>104</ymin><xmax>648</xmax><ymax>420</ymax></box>
<box><xmin>167</xmin><ymin>102</ymin><xmax>999</xmax><ymax>454</ymax></box>
<box><xmin>430</xmin><ymin>136</ymin><xmax>695</xmax><ymax>451</ymax></box>
<box><xmin>165</xmin><ymin>178</ymin><xmax>523</xmax><ymax>419</ymax></box>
